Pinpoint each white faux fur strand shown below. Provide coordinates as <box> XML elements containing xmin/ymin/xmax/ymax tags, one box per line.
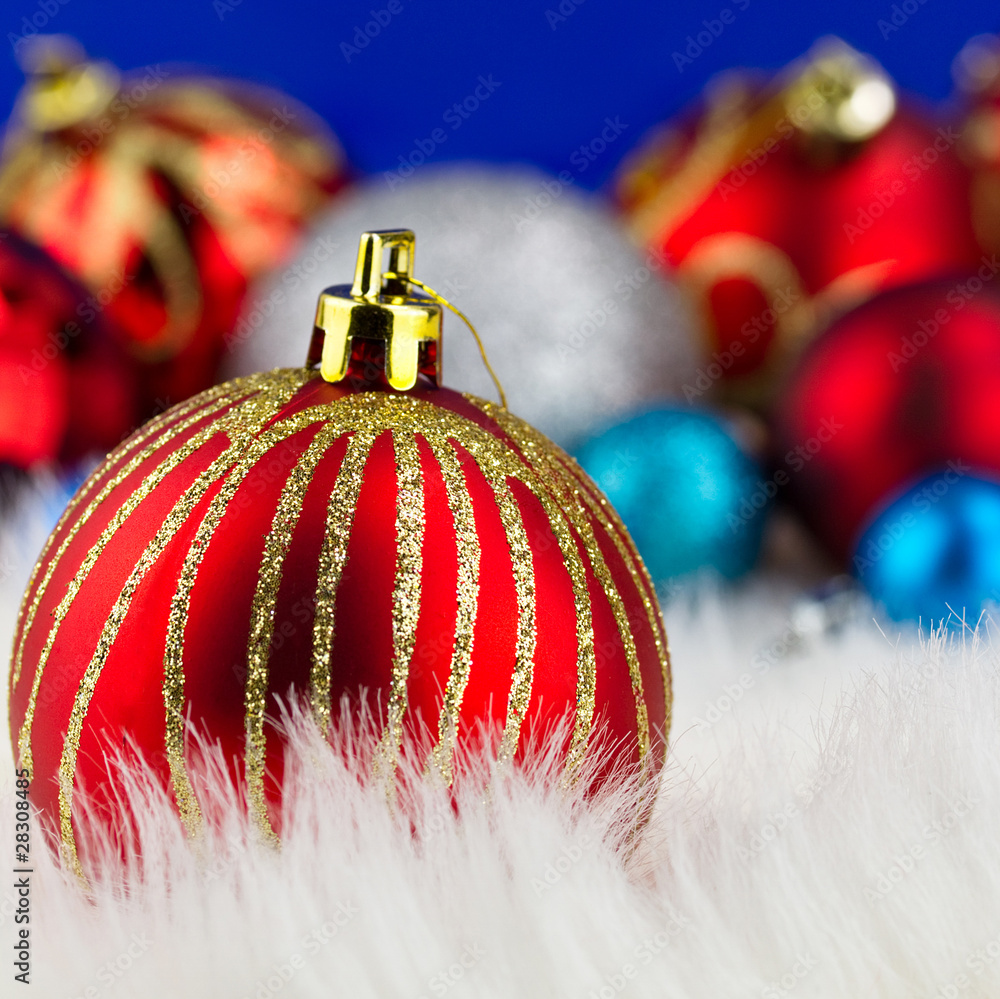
<box><xmin>1</xmin><ymin>479</ymin><xmax>998</xmax><ymax>998</ymax></box>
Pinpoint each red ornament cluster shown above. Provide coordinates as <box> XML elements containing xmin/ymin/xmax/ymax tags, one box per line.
<box><xmin>615</xmin><ymin>39</ymin><xmax>984</xmax><ymax>407</ymax></box>
<box><xmin>773</xmin><ymin>276</ymin><xmax>1000</xmax><ymax>558</ymax></box>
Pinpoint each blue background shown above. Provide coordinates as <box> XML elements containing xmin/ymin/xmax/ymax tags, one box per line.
<box><xmin>1</xmin><ymin>0</ymin><xmax>998</xmax><ymax>189</ymax></box>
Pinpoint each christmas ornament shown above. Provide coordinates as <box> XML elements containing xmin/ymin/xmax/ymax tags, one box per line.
<box><xmin>852</xmin><ymin>470</ymin><xmax>1000</xmax><ymax>623</ymax></box>
<box><xmin>229</xmin><ymin>164</ymin><xmax>698</xmax><ymax>447</ymax></box>
<box><xmin>954</xmin><ymin>34</ymin><xmax>1000</xmax><ymax>261</ymax></box>
<box><xmin>0</xmin><ymin>36</ymin><xmax>347</xmax><ymax>415</ymax></box>
<box><xmin>574</xmin><ymin>407</ymin><xmax>768</xmax><ymax>582</ymax></box>
<box><xmin>0</xmin><ymin>229</ymin><xmax>139</xmax><ymax>471</ymax></box>
<box><xmin>615</xmin><ymin>37</ymin><xmax>983</xmax><ymax>409</ymax></box>
<box><xmin>773</xmin><ymin>277</ymin><xmax>1000</xmax><ymax>562</ymax></box>
<box><xmin>8</xmin><ymin>229</ymin><xmax>670</xmax><ymax>875</ymax></box>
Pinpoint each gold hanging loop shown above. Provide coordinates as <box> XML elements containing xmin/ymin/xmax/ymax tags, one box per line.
<box><xmin>382</xmin><ymin>271</ymin><xmax>507</xmax><ymax>410</ymax></box>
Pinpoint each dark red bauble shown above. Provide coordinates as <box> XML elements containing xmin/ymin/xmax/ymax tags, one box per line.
<box><xmin>0</xmin><ymin>230</ymin><xmax>139</xmax><ymax>470</ymax></box>
<box><xmin>0</xmin><ymin>37</ymin><xmax>347</xmax><ymax>416</ymax></box>
<box><xmin>8</xmin><ymin>351</ymin><xmax>670</xmax><ymax>873</ymax></box>
<box><xmin>773</xmin><ymin>277</ymin><xmax>1000</xmax><ymax>560</ymax></box>
<box><xmin>615</xmin><ymin>40</ymin><xmax>983</xmax><ymax>407</ymax></box>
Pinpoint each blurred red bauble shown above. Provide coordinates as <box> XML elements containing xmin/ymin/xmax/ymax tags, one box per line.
<box><xmin>0</xmin><ymin>36</ymin><xmax>348</xmax><ymax>416</ymax></box>
<box><xmin>773</xmin><ymin>275</ymin><xmax>1000</xmax><ymax>561</ymax></box>
<box><xmin>615</xmin><ymin>38</ymin><xmax>983</xmax><ymax>408</ymax></box>
<box><xmin>0</xmin><ymin>229</ymin><xmax>139</xmax><ymax>471</ymax></box>
<box><xmin>8</xmin><ymin>231</ymin><xmax>669</xmax><ymax>875</ymax></box>
<box><xmin>954</xmin><ymin>34</ymin><xmax>1000</xmax><ymax>262</ymax></box>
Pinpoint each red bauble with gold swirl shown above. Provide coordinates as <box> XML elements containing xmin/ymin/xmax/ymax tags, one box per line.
<box><xmin>0</xmin><ymin>36</ymin><xmax>347</xmax><ymax>417</ymax></box>
<box><xmin>615</xmin><ymin>39</ymin><xmax>983</xmax><ymax>408</ymax></box>
<box><xmin>8</xmin><ymin>231</ymin><xmax>670</xmax><ymax>876</ymax></box>
<box><xmin>955</xmin><ymin>34</ymin><xmax>1000</xmax><ymax>265</ymax></box>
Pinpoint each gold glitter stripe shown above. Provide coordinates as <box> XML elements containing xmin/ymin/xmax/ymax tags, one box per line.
<box><xmin>468</xmin><ymin>396</ymin><xmax>660</xmax><ymax>762</ymax></box>
<box><xmin>9</xmin><ymin>378</ymin><xmax>262</xmax><ymax>691</ymax></box>
<box><xmin>52</xmin><ymin>374</ymin><xmax>309</xmax><ymax>876</ymax></box>
<box><xmin>309</xmin><ymin>430</ymin><xmax>376</xmax><ymax>734</ymax></box>
<box><xmin>488</xmin><ymin>475</ymin><xmax>537</xmax><ymax>766</ymax></box>
<box><xmin>242</xmin><ymin>420</ymin><xmax>346</xmax><ymax>840</ymax></box>
<box><xmin>576</xmin><ymin>519</ymin><xmax>648</xmax><ymax>758</ymax></box>
<box><xmin>373</xmin><ymin>430</ymin><xmax>425</xmax><ymax>788</ymax></box>
<box><xmin>30</xmin><ymin>376</ymin><xmax>249</xmax><ymax>571</ymax></box>
<box><xmin>37</xmin><ymin>376</ymin><xmax>302</xmax><ymax>878</ymax></box>
<box><xmin>562</xmin><ymin>509</ymin><xmax>648</xmax><ymax>760</ymax></box>
<box><xmin>425</xmin><ymin>437</ymin><xmax>480</xmax><ymax>783</ymax></box>
<box><xmin>562</xmin><ymin>458</ymin><xmax>672</xmax><ymax>750</ymax></box>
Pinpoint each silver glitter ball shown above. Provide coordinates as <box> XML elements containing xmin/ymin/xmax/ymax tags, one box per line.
<box><xmin>226</xmin><ymin>165</ymin><xmax>698</xmax><ymax>446</ymax></box>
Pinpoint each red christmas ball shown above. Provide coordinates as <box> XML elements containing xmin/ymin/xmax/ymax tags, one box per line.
<box><xmin>8</xmin><ymin>231</ymin><xmax>669</xmax><ymax>876</ymax></box>
<box><xmin>954</xmin><ymin>34</ymin><xmax>1000</xmax><ymax>261</ymax></box>
<box><xmin>0</xmin><ymin>37</ymin><xmax>347</xmax><ymax>416</ymax></box>
<box><xmin>773</xmin><ymin>276</ymin><xmax>1000</xmax><ymax>561</ymax></box>
<box><xmin>615</xmin><ymin>39</ymin><xmax>982</xmax><ymax>407</ymax></box>
<box><xmin>0</xmin><ymin>230</ymin><xmax>139</xmax><ymax>471</ymax></box>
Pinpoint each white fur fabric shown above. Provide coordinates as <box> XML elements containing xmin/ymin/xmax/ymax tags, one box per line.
<box><xmin>1</xmin><ymin>479</ymin><xmax>996</xmax><ymax>999</ymax></box>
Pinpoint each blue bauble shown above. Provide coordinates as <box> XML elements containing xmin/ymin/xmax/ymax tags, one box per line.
<box><xmin>573</xmin><ymin>408</ymin><xmax>768</xmax><ymax>582</ymax></box>
<box><xmin>853</xmin><ymin>470</ymin><xmax>1000</xmax><ymax>623</ymax></box>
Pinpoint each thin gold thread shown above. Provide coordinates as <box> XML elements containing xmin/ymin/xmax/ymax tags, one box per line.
<box><xmin>382</xmin><ymin>271</ymin><xmax>507</xmax><ymax>409</ymax></box>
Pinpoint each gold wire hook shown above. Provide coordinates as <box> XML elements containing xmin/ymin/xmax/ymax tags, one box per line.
<box><xmin>382</xmin><ymin>271</ymin><xmax>508</xmax><ymax>409</ymax></box>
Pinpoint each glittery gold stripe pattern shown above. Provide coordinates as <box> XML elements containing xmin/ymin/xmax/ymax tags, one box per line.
<box><xmin>498</xmin><ymin>421</ymin><xmax>650</xmax><ymax>762</ymax></box>
<box><xmin>57</xmin><ymin>373</ymin><xmax>311</xmax><ymax>874</ymax></box>
<box><xmin>560</xmin><ymin>456</ymin><xmax>673</xmax><ymax>753</ymax></box>
<box><xmin>520</xmin><ymin>484</ymin><xmax>596</xmax><ymax>781</ymax></box>
<box><xmin>162</xmin><ymin>404</ymin><xmax>328</xmax><ymax>842</ymax></box>
<box><xmin>10</xmin><ymin>378</ymin><xmax>256</xmax><ymax>691</ymax></box>
<box><xmin>163</xmin><ymin>377</ymin><xmax>317</xmax><ymax>834</ymax></box>
<box><xmin>467</xmin><ymin>396</ymin><xmax>661</xmax><ymax>777</ymax></box>
<box><xmin>20</xmin><ymin>377</ymin><xmax>666</xmax><ymax>869</ymax></box>
<box><xmin>17</xmin><ymin>375</ymin><xmax>289</xmax><ymax>775</ymax></box>
<box><xmin>242</xmin><ymin>419</ymin><xmax>347</xmax><ymax>841</ymax></box>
